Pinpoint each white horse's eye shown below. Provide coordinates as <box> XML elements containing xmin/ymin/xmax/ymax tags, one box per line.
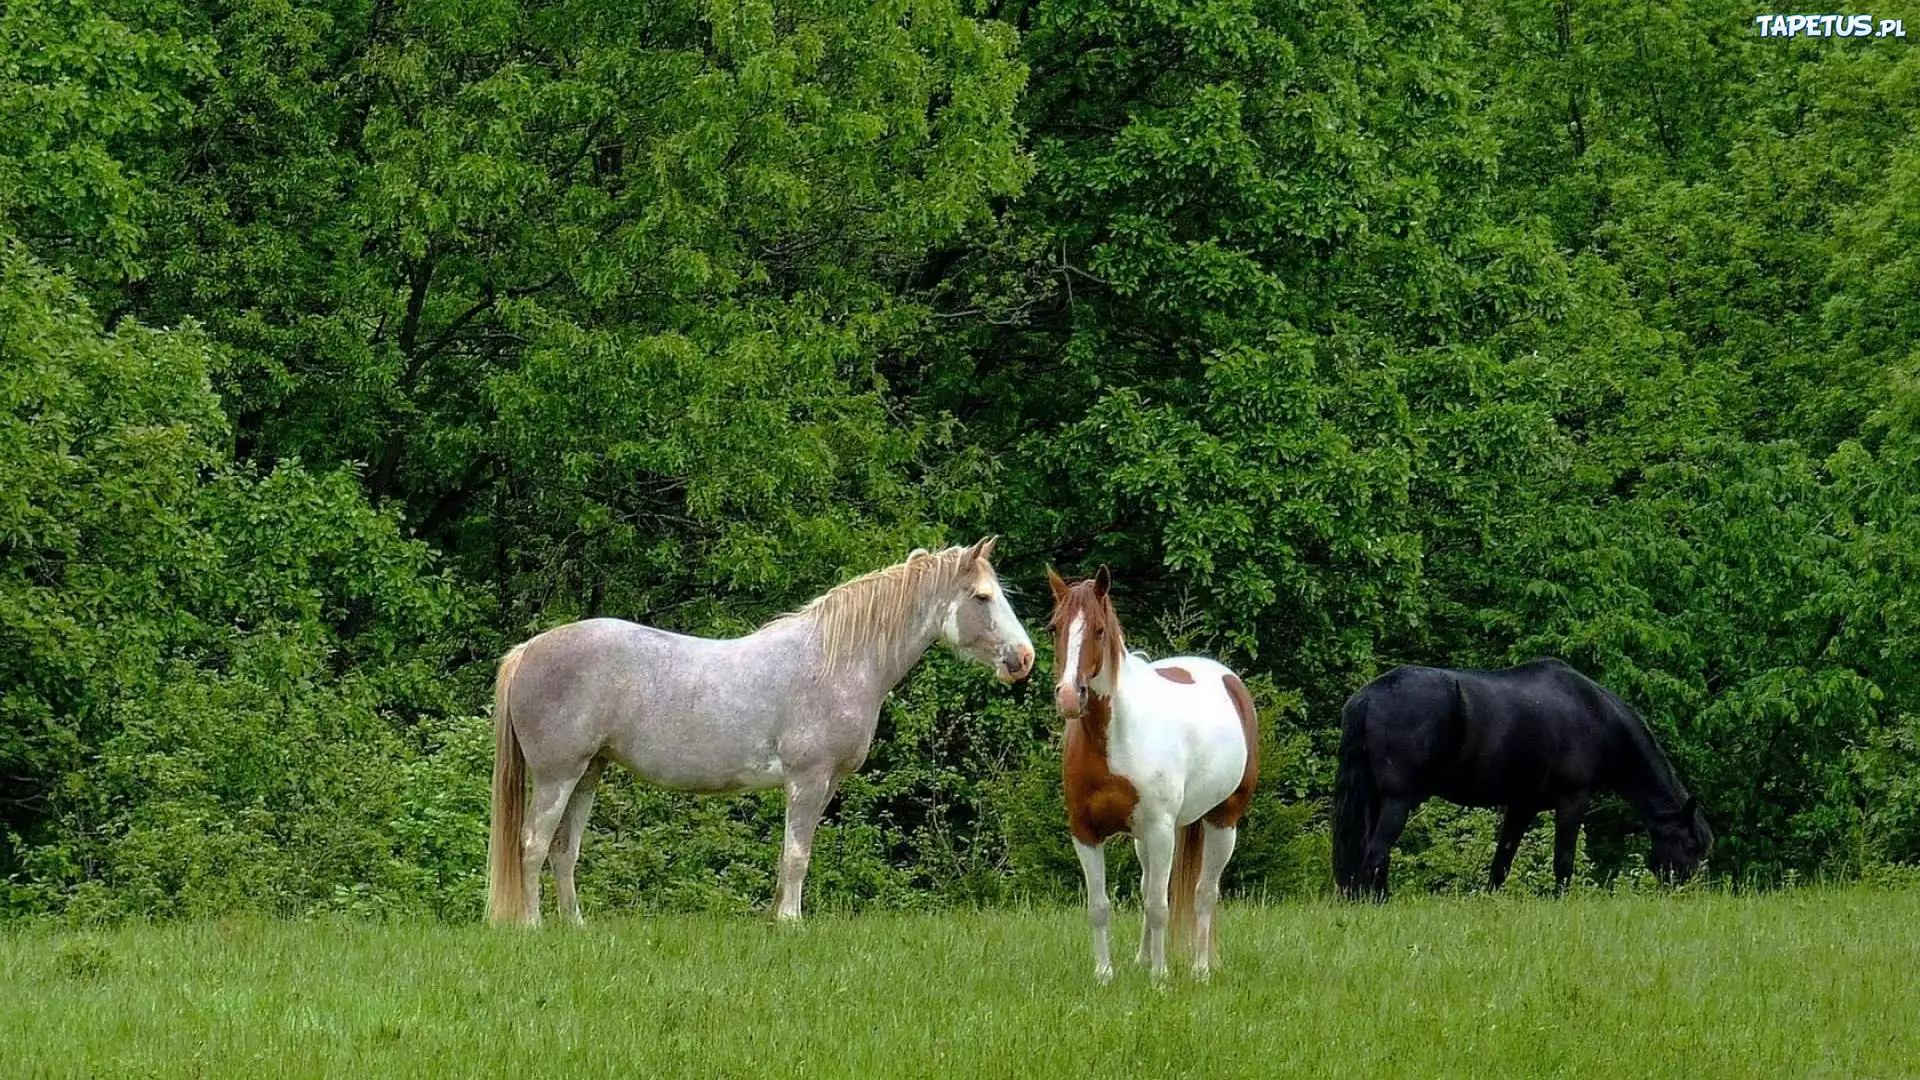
<box><xmin>975</xmin><ymin>592</ymin><xmax>992</xmax><ymax>602</ymax></box>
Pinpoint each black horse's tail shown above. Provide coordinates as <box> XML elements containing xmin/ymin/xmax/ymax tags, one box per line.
<box><xmin>1332</xmin><ymin>690</ymin><xmax>1375</xmax><ymax>898</ymax></box>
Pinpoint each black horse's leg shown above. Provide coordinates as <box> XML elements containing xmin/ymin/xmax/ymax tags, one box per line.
<box><xmin>1362</xmin><ymin>797</ymin><xmax>1414</xmax><ymax>901</ymax></box>
<box><xmin>1487</xmin><ymin>807</ymin><xmax>1534</xmax><ymax>891</ymax></box>
<box><xmin>1552</xmin><ymin>802</ymin><xmax>1587</xmax><ymax>894</ymax></box>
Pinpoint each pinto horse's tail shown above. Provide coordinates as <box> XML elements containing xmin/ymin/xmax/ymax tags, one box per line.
<box><xmin>1169</xmin><ymin>820</ymin><xmax>1206</xmax><ymax>958</ymax></box>
<box><xmin>1332</xmin><ymin>689</ymin><xmax>1376</xmax><ymax>899</ymax></box>
<box><xmin>488</xmin><ymin>643</ymin><xmax>531</xmax><ymax>926</ymax></box>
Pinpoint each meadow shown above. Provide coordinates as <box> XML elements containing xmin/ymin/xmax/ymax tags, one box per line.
<box><xmin>6</xmin><ymin>888</ymin><xmax>1916</xmax><ymax>1079</ymax></box>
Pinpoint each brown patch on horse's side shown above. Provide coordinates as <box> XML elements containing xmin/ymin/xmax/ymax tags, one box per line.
<box><xmin>1064</xmin><ymin>695</ymin><xmax>1139</xmax><ymax>845</ymax></box>
<box><xmin>1204</xmin><ymin>673</ymin><xmax>1261</xmax><ymax>828</ymax></box>
<box><xmin>1155</xmin><ymin>665</ymin><xmax>1195</xmax><ymax>684</ymax></box>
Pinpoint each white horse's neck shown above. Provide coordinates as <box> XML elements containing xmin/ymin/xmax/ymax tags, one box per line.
<box><xmin>809</xmin><ymin>584</ymin><xmax>951</xmax><ymax>705</ymax></box>
<box><xmin>877</xmin><ymin>593</ymin><xmax>951</xmax><ymax>693</ymax></box>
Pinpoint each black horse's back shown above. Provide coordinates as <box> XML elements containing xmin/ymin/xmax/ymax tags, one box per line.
<box><xmin>1351</xmin><ymin>659</ymin><xmax>1623</xmax><ymax>804</ymax></box>
<box><xmin>1332</xmin><ymin>658</ymin><xmax>1709</xmax><ymax>899</ymax></box>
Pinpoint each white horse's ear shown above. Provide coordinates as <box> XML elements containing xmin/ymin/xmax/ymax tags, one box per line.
<box><xmin>969</xmin><ymin>535</ymin><xmax>998</xmax><ymax>562</ymax></box>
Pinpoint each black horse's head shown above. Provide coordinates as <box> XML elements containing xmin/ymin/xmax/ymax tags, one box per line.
<box><xmin>1647</xmin><ymin>796</ymin><xmax>1713</xmax><ymax>883</ymax></box>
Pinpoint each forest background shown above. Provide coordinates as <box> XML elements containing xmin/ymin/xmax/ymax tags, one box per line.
<box><xmin>4</xmin><ymin>0</ymin><xmax>1918</xmax><ymax>920</ymax></box>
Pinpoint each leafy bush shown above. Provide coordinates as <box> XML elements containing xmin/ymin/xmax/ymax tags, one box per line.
<box><xmin>1</xmin><ymin>244</ymin><xmax>476</xmax><ymax>918</ymax></box>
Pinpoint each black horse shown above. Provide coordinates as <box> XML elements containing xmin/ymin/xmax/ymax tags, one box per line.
<box><xmin>1333</xmin><ymin>659</ymin><xmax>1713</xmax><ymax>899</ymax></box>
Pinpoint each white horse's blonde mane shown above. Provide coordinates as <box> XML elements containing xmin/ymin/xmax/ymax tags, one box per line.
<box><xmin>768</xmin><ymin>545</ymin><xmax>982</xmax><ymax>668</ymax></box>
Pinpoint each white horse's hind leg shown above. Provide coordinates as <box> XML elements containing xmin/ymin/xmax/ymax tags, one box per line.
<box><xmin>774</xmin><ymin>770</ymin><xmax>835</xmax><ymax>921</ymax></box>
<box><xmin>1135</xmin><ymin>815</ymin><xmax>1176</xmax><ymax>981</ymax></box>
<box><xmin>1192</xmin><ymin>823</ymin><xmax>1237</xmax><ymax>979</ymax></box>
<box><xmin>551</xmin><ymin>757</ymin><xmax>605</xmax><ymax>926</ymax></box>
<box><xmin>1073</xmin><ymin>839</ymin><xmax>1113</xmax><ymax>983</ymax></box>
<box><xmin>519</xmin><ymin>771</ymin><xmax>581</xmax><ymax>927</ymax></box>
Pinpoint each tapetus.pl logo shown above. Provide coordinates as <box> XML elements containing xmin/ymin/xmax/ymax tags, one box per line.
<box><xmin>1753</xmin><ymin>14</ymin><xmax>1907</xmax><ymax>36</ymax></box>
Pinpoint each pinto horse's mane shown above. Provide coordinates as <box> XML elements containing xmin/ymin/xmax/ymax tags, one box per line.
<box><xmin>766</xmin><ymin>545</ymin><xmax>982</xmax><ymax>669</ymax></box>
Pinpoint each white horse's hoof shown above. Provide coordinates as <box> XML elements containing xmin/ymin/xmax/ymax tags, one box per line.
<box><xmin>1094</xmin><ymin>965</ymin><xmax>1114</xmax><ymax>985</ymax></box>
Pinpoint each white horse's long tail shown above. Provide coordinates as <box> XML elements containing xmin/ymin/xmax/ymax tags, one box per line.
<box><xmin>488</xmin><ymin>644</ymin><xmax>530</xmax><ymax>926</ymax></box>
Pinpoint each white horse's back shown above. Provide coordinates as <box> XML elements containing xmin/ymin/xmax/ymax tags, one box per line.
<box><xmin>509</xmin><ymin>617</ymin><xmax>810</xmax><ymax>793</ymax></box>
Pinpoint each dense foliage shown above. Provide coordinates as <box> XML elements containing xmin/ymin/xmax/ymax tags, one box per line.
<box><xmin>3</xmin><ymin>0</ymin><xmax>1916</xmax><ymax>919</ymax></box>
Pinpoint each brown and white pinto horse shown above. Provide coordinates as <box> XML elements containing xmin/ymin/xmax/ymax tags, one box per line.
<box><xmin>1047</xmin><ymin>567</ymin><xmax>1259</xmax><ymax>982</ymax></box>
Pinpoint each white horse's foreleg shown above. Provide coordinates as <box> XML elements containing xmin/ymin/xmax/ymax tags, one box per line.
<box><xmin>1073</xmin><ymin>839</ymin><xmax>1113</xmax><ymax>983</ymax></box>
<box><xmin>1193</xmin><ymin>823</ymin><xmax>1237</xmax><ymax>979</ymax></box>
<box><xmin>1135</xmin><ymin>815</ymin><xmax>1176</xmax><ymax>981</ymax></box>
<box><xmin>774</xmin><ymin>771</ymin><xmax>835</xmax><ymax>921</ymax></box>
<box><xmin>520</xmin><ymin>771</ymin><xmax>581</xmax><ymax>927</ymax></box>
<box><xmin>550</xmin><ymin>757</ymin><xmax>605</xmax><ymax>926</ymax></box>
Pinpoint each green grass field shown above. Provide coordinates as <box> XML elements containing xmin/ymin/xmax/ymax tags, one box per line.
<box><xmin>5</xmin><ymin>889</ymin><xmax>1916</xmax><ymax>1079</ymax></box>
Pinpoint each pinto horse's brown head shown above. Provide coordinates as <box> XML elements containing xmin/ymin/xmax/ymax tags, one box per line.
<box><xmin>1046</xmin><ymin>565</ymin><xmax>1127</xmax><ymax>718</ymax></box>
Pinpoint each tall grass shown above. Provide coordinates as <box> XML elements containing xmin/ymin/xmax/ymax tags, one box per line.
<box><xmin>5</xmin><ymin>889</ymin><xmax>1916</xmax><ymax>1078</ymax></box>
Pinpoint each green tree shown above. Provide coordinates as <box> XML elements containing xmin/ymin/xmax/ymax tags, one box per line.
<box><xmin>107</xmin><ymin>0</ymin><xmax>1031</xmax><ymax>632</ymax></box>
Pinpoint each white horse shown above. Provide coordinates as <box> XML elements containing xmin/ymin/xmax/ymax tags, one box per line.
<box><xmin>489</xmin><ymin>537</ymin><xmax>1035</xmax><ymax>926</ymax></box>
<box><xmin>1046</xmin><ymin>566</ymin><xmax>1258</xmax><ymax>981</ymax></box>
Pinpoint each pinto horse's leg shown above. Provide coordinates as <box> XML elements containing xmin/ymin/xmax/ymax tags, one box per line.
<box><xmin>774</xmin><ymin>769</ymin><xmax>836</xmax><ymax>921</ymax></box>
<box><xmin>1073</xmin><ymin>839</ymin><xmax>1114</xmax><ymax>984</ymax></box>
<box><xmin>1553</xmin><ymin>800</ymin><xmax>1588</xmax><ymax>894</ymax></box>
<box><xmin>1361</xmin><ymin>797</ymin><xmax>1414</xmax><ymax>901</ymax></box>
<box><xmin>551</xmin><ymin>756</ymin><xmax>605</xmax><ymax>926</ymax></box>
<box><xmin>1130</xmin><ymin>835</ymin><xmax>1150</xmax><ymax>967</ymax></box>
<box><xmin>1192</xmin><ymin>824</ymin><xmax>1237</xmax><ymax>981</ymax></box>
<box><xmin>1135</xmin><ymin>814</ymin><xmax>1177</xmax><ymax>981</ymax></box>
<box><xmin>1488</xmin><ymin>807</ymin><xmax>1535</xmax><ymax>891</ymax></box>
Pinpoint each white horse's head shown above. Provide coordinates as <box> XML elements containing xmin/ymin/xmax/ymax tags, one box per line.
<box><xmin>936</xmin><ymin>536</ymin><xmax>1035</xmax><ymax>683</ymax></box>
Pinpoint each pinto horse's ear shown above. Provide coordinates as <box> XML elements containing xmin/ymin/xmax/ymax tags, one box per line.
<box><xmin>1093</xmin><ymin>564</ymin><xmax>1111</xmax><ymax>598</ymax></box>
<box><xmin>968</xmin><ymin>535</ymin><xmax>998</xmax><ymax>563</ymax></box>
<box><xmin>1046</xmin><ymin>566</ymin><xmax>1069</xmax><ymax>603</ymax></box>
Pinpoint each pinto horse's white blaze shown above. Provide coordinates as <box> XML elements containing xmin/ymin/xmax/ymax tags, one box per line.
<box><xmin>1055</xmin><ymin>614</ymin><xmax>1085</xmax><ymax>714</ymax></box>
<box><xmin>1046</xmin><ymin>566</ymin><xmax>1259</xmax><ymax>982</ymax></box>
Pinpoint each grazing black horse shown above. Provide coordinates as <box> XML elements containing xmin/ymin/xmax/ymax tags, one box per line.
<box><xmin>1333</xmin><ymin>659</ymin><xmax>1712</xmax><ymax>899</ymax></box>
